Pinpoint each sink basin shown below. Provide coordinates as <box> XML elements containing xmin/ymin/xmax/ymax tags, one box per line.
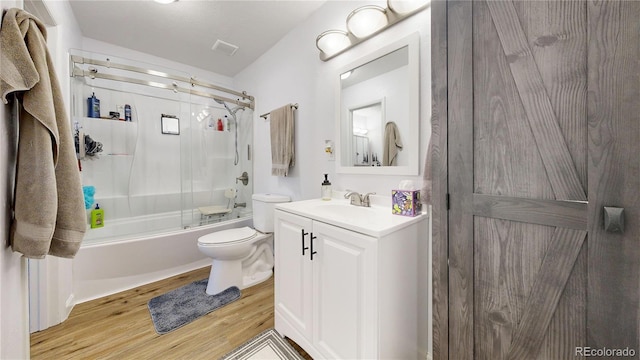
<box><xmin>311</xmin><ymin>203</ymin><xmax>379</xmax><ymax>219</ymax></box>
<box><xmin>275</xmin><ymin>198</ymin><xmax>426</xmax><ymax>237</ymax></box>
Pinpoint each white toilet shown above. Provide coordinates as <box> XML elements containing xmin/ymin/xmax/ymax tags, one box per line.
<box><xmin>197</xmin><ymin>193</ymin><xmax>290</xmax><ymax>295</ymax></box>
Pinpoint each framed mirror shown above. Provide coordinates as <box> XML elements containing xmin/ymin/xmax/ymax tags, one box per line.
<box><xmin>335</xmin><ymin>32</ymin><xmax>420</xmax><ymax>175</ymax></box>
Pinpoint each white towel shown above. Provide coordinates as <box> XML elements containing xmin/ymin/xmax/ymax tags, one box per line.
<box><xmin>383</xmin><ymin>121</ymin><xmax>403</xmax><ymax>166</ymax></box>
<box><xmin>270</xmin><ymin>104</ymin><xmax>295</xmax><ymax>176</ymax></box>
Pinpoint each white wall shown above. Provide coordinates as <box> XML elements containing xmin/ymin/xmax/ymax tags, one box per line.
<box><xmin>23</xmin><ymin>0</ymin><xmax>85</xmax><ymax>334</ymax></box>
<box><xmin>235</xmin><ymin>0</ymin><xmax>431</xmax><ymax>200</ymax></box>
<box><xmin>1</xmin><ymin>2</ymin><xmax>29</xmax><ymax>359</ymax></box>
<box><xmin>234</xmin><ymin>1</ymin><xmax>431</xmax><ymax>357</ymax></box>
<box><xmin>82</xmin><ymin>38</ymin><xmax>235</xmax><ymax>89</ymax></box>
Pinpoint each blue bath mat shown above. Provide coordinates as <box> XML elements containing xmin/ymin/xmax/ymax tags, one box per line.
<box><xmin>148</xmin><ymin>279</ymin><xmax>241</xmax><ymax>334</ymax></box>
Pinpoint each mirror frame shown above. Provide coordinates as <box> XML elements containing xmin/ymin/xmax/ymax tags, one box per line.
<box><xmin>335</xmin><ymin>32</ymin><xmax>420</xmax><ymax>175</ymax></box>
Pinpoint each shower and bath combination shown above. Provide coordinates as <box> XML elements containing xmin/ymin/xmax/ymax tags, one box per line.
<box><xmin>215</xmin><ymin>98</ymin><xmax>244</xmax><ymax>166</ymax></box>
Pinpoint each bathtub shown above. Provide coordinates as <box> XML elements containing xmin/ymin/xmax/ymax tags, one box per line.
<box><xmin>73</xmin><ymin>211</ymin><xmax>252</xmax><ymax>303</ymax></box>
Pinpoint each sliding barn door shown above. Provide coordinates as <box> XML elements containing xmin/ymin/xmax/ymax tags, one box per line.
<box><xmin>447</xmin><ymin>1</ymin><xmax>640</xmax><ymax>359</ymax></box>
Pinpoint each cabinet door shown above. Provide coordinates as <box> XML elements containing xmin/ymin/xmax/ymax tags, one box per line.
<box><xmin>312</xmin><ymin>221</ymin><xmax>378</xmax><ymax>360</ymax></box>
<box><xmin>274</xmin><ymin>210</ymin><xmax>314</xmax><ymax>341</ymax></box>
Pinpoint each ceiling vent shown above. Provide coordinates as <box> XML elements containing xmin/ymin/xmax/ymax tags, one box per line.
<box><xmin>211</xmin><ymin>40</ymin><xmax>239</xmax><ymax>56</ymax></box>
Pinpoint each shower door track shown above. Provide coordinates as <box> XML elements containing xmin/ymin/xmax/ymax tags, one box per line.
<box><xmin>70</xmin><ymin>54</ymin><xmax>255</xmax><ymax>109</ymax></box>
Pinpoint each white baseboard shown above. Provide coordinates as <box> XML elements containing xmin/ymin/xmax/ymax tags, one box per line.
<box><xmin>64</xmin><ymin>294</ymin><xmax>75</xmax><ymax>319</ymax></box>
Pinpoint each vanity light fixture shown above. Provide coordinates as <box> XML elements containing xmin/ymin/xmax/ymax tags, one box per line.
<box><xmin>388</xmin><ymin>0</ymin><xmax>430</xmax><ymax>14</ymax></box>
<box><xmin>316</xmin><ymin>30</ymin><xmax>352</xmax><ymax>58</ymax></box>
<box><xmin>346</xmin><ymin>5</ymin><xmax>388</xmax><ymax>38</ymax></box>
<box><xmin>316</xmin><ymin>0</ymin><xmax>430</xmax><ymax>61</ymax></box>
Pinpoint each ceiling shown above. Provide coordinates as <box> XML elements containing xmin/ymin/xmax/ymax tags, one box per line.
<box><xmin>67</xmin><ymin>0</ymin><xmax>326</xmax><ymax>77</ymax></box>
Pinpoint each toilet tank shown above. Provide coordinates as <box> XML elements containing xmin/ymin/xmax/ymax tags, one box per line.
<box><xmin>252</xmin><ymin>193</ymin><xmax>291</xmax><ymax>232</ymax></box>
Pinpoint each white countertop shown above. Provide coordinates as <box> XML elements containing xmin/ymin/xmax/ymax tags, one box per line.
<box><xmin>275</xmin><ymin>197</ymin><xmax>427</xmax><ymax>237</ymax></box>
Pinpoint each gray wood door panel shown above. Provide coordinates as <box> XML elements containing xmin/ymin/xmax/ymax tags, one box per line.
<box><xmin>447</xmin><ymin>1</ymin><xmax>475</xmax><ymax>358</ymax></box>
<box><xmin>586</xmin><ymin>0</ymin><xmax>640</xmax><ymax>352</ymax></box>
<box><xmin>516</xmin><ymin>0</ymin><xmax>588</xmax><ymax>190</ymax></box>
<box><xmin>442</xmin><ymin>0</ymin><xmax>640</xmax><ymax>359</ymax></box>
<box><xmin>473</xmin><ymin>194</ymin><xmax>587</xmax><ymax>230</ymax></box>
<box><xmin>506</xmin><ymin>228</ymin><xmax>586</xmax><ymax>359</ymax></box>
<box><xmin>474</xmin><ymin>218</ymin><xmax>555</xmax><ymax>360</ymax></box>
<box><xmin>485</xmin><ymin>0</ymin><xmax>586</xmax><ymax>202</ymax></box>
<box><xmin>473</xmin><ymin>0</ymin><xmax>553</xmax><ymax>201</ymax></box>
<box><xmin>430</xmin><ymin>0</ymin><xmax>449</xmax><ymax>358</ymax></box>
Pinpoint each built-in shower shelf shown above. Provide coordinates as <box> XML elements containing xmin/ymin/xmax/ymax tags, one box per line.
<box><xmin>75</xmin><ymin>116</ymin><xmax>138</xmax><ymax>125</ymax></box>
<box><xmin>75</xmin><ymin>116</ymin><xmax>137</xmax><ymax>159</ymax></box>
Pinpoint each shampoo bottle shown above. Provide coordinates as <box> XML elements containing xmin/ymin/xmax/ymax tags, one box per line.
<box><xmin>90</xmin><ymin>203</ymin><xmax>104</xmax><ymax>229</ymax></box>
<box><xmin>321</xmin><ymin>174</ymin><xmax>332</xmax><ymax>200</ymax></box>
<box><xmin>217</xmin><ymin>118</ymin><xmax>224</xmax><ymax>131</ymax></box>
<box><xmin>87</xmin><ymin>92</ymin><xmax>100</xmax><ymax>118</ymax></box>
<box><xmin>124</xmin><ymin>104</ymin><xmax>132</xmax><ymax>121</ymax></box>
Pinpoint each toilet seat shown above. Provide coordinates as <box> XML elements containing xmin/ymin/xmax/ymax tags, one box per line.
<box><xmin>198</xmin><ymin>226</ymin><xmax>258</xmax><ymax>247</ymax></box>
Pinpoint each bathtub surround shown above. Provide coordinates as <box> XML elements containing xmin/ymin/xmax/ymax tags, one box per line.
<box><xmin>148</xmin><ymin>281</ymin><xmax>240</xmax><ymax>334</ymax></box>
<box><xmin>73</xmin><ymin>216</ymin><xmax>251</xmax><ymax>303</ymax></box>
<box><xmin>1</xmin><ymin>8</ymin><xmax>86</xmax><ymax>258</ymax></box>
<box><xmin>70</xmin><ymin>49</ymin><xmax>255</xmax><ymax>243</ymax></box>
<box><xmin>221</xmin><ymin>328</ymin><xmax>305</xmax><ymax>360</ymax></box>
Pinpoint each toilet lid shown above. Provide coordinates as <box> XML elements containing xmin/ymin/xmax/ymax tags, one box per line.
<box><xmin>198</xmin><ymin>226</ymin><xmax>257</xmax><ymax>245</ymax></box>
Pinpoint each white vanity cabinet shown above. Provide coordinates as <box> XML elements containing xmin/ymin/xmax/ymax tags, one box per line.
<box><xmin>274</xmin><ymin>201</ymin><xmax>425</xmax><ymax>360</ymax></box>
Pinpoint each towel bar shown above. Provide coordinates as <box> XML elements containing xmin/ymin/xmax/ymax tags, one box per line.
<box><xmin>260</xmin><ymin>103</ymin><xmax>298</xmax><ymax>120</ymax></box>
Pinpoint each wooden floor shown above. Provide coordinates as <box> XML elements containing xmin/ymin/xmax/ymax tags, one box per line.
<box><xmin>31</xmin><ymin>267</ymin><xmax>311</xmax><ymax>359</ymax></box>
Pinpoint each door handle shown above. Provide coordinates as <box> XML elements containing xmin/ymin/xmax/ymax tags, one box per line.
<box><xmin>604</xmin><ymin>207</ymin><xmax>625</xmax><ymax>233</ymax></box>
<box><xmin>301</xmin><ymin>229</ymin><xmax>309</xmax><ymax>255</ymax></box>
<box><xmin>310</xmin><ymin>233</ymin><xmax>318</xmax><ymax>261</ymax></box>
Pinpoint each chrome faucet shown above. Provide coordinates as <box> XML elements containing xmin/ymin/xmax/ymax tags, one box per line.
<box><xmin>236</xmin><ymin>171</ymin><xmax>249</xmax><ymax>186</ymax></box>
<box><xmin>344</xmin><ymin>191</ymin><xmax>362</xmax><ymax>206</ymax></box>
<box><xmin>344</xmin><ymin>191</ymin><xmax>376</xmax><ymax>207</ymax></box>
<box><xmin>361</xmin><ymin>192</ymin><xmax>376</xmax><ymax>207</ymax></box>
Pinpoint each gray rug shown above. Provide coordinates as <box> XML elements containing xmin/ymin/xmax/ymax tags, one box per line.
<box><xmin>221</xmin><ymin>328</ymin><xmax>305</xmax><ymax>360</ymax></box>
<box><xmin>147</xmin><ymin>279</ymin><xmax>240</xmax><ymax>334</ymax></box>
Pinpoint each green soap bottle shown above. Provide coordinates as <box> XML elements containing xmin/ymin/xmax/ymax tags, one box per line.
<box><xmin>90</xmin><ymin>203</ymin><xmax>104</xmax><ymax>229</ymax></box>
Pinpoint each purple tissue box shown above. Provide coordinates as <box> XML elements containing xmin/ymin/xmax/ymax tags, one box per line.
<box><xmin>392</xmin><ymin>190</ymin><xmax>422</xmax><ymax>217</ymax></box>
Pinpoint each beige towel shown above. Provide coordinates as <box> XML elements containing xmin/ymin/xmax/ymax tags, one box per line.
<box><xmin>269</xmin><ymin>104</ymin><xmax>295</xmax><ymax>176</ymax></box>
<box><xmin>383</xmin><ymin>121</ymin><xmax>403</xmax><ymax>166</ymax></box>
<box><xmin>1</xmin><ymin>8</ymin><xmax>86</xmax><ymax>258</ymax></box>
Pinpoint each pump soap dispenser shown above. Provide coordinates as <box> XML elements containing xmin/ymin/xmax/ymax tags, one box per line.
<box><xmin>321</xmin><ymin>174</ymin><xmax>332</xmax><ymax>201</ymax></box>
<box><xmin>90</xmin><ymin>203</ymin><xmax>104</xmax><ymax>229</ymax></box>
